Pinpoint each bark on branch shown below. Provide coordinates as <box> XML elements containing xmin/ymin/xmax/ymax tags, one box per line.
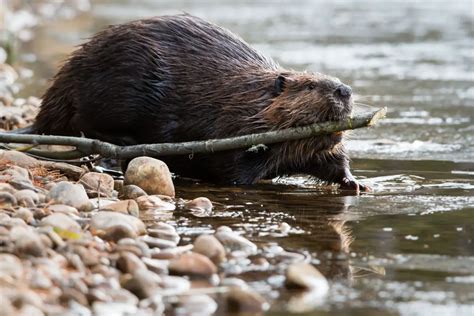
<box><xmin>0</xmin><ymin>108</ymin><xmax>386</xmax><ymax>160</ymax></box>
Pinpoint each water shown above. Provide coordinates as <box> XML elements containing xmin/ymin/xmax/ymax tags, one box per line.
<box><xmin>15</xmin><ymin>0</ymin><xmax>474</xmax><ymax>314</ymax></box>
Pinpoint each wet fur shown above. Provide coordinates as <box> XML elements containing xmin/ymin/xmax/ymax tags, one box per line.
<box><xmin>33</xmin><ymin>14</ymin><xmax>356</xmax><ymax>186</ymax></box>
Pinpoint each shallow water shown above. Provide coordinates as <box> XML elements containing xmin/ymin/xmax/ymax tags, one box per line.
<box><xmin>14</xmin><ymin>0</ymin><xmax>474</xmax><ymax>314</ymax></box>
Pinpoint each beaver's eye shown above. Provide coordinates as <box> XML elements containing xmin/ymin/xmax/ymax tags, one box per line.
<box><xmin>307</xmin><ymin>83</ymin><xmax>316</xmax><ymax>90</ymax></box>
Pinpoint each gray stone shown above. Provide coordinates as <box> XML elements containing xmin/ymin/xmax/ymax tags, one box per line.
<box><xmin>47</xmin><ymin>181</ymin><xmax>91</xmax><ymax>212</ymax></box>
<box><xmin>124</xmin><ymin>157</ymin><xmax>175</xmax><ymax>197</ymax></box>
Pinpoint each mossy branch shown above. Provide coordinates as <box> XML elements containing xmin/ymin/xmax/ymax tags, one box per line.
<box><xmin>0</xmin><ymin>108</ymin><xmax>386</xmax><ymax>160</ymax></box>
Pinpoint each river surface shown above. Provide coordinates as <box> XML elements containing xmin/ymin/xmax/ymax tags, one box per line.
<box><xmin>15</xmin><ymin>0</ymin><xmax>474</xmax><ymax>315</ymax></box>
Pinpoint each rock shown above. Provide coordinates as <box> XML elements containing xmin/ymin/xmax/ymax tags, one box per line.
<box><xmin>90</xmin><ymin>211</ymin><xmax>146</xmax><ymax>242</ymax></box>
<box><xmin>40</xmin><ymin>213</ymin><xmax>81</xmax><ymax>235</ymax></box>
<box><xmin>0</xmin><ymin>150</ymin><xmax>38</xmax><ymax>168</ymax></box>
<box><xmin>113</xmin><ymin>179</ymin><xmax>124</xmax><ymax>192</ymax></box>
<box><xmin>13</xmin><ymin>207</ymin><xmax>34</xmax><ymax>224</ymax></box>
<box><xmin>159</xmin><ymin>275</ymin><xmax>191</xmax><ymax>293</ymax></box>
<box><xmin>124</xmin><ymin>157</ymin><xmax>175</xmax><ymax>197</ymax></box>
<box><xmin>0</xmin><ymin>254</ymin><xmax>24</xmax><ymax>279</ymax></box>
<box><xmin>169</xmin><ymin>252</ymin><xmax>217</xmax><ymax>277</ymax></box>
<box><xmin>119</xmin><ymin>184</ymin><xmax>147</xmax><ymax>200</ymax></box>
<box><xmin>139</xmin><ymin>235</ymin><xmax>177</xmax><ymax>249</ymax></box>
<box><xmin>178</xmin><ymin>295</ymin><xmax>218</xmax><ymax>315</ymax></box>
<box><xmin>8</xmin><ymin>177</ymin><xmax>37</xmax><ymax>191</ymax></box>
<box><xmin>88</xmin><ymin>198</ymin><xmax>116</xmax><ymax>210</ymax></box>
<box><xmin>79</xmin><ymin>172</ymin><xmax>115</xmax><ymax>198</ymax></box>
<box><xmin>142</xmin><ymin>257</ymin><xmax>168</xmax><ymax>275</ymax></box>
<box><xmin>1</xmin><ymin>165</ymin><xmax>30</xmax><ymax>179</ymax></box>
<box><xmin>0</xmin><ymin>183</ymin><xmax>17</xmax><ymax>194</ymax></box>
<box><xmin>10</xmin><ymin>226</ymin><xmax>45</xmax><ymax>257</ymax></box>
<box><xmin>47</xmin><ymin>181</ymin><xmax>91</xmax><ymax>212</ymax></box>
<box><xmin>278</xmin><ymin>222</ymin><xmax>291</xmax><ymax>234</ymax></box>
<box><xmin>122</xmin><ymin>270</ymin><xmax>160</xmax><ymax>299</ymax></box>
<box><xmin>0</xmin><ymin>191</ymin><xmax>17</xmax><ymax>206</ymax></box>
<box><xmin>116</xmin><ymin>238</ymin><xmax>150</xmax><ymax>258</ymax></box>
<box><xmin>184</xmin><ymin>197</ymin><xmax>213</xmax><ymax>217</ymax></box>
<box><xmin>103</xmin><ymin>199</ymin><xmax>140</xmax><ymax>217</ymax></box>
<box><xmin>14</xmin><ymin>189</ymin><xmax>39</xmax><ymax>207</ymax></box>
<box><xmin>193</xmin><ymin>234</ymin><xmax>226</xmax><ymax>265</ymax></box>
<box><xmin>136</xmin><ymin>195</ymin><xmax>176</xmax><ymax>211</ymax></box>
<box><xmin>215</xmin><ymin>230</ymin><xmax>258</xmax><ymax>256</ymax></box>
<box><xmin>93</xmin><ymin>302</ymin><xmax>138</xmax><ymax>316</ymax></box>
<box><xmin>147</xmin><ymin>228</ymin><xmax>180</xmax><ymax>244</ymax></box>
<box><xmin>45</xmin><ymin>204</ymin><xmax>79</xmax><ymax>215</ymax></box>
<box><xmin>116</xmin><ymin>252</ymin><xmax>147</xmax><ymax>274</ymax></box>
<box><xmin>227</xmin><ymin>288</ymin><xmax>269</xmax><ymax>313</ymax></box>
<box><xmin>285</xmin><ymin>262</ymin><xmax>329</xmax><ymax>295</ymax></box>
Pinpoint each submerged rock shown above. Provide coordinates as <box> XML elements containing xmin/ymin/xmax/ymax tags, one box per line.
<box><xmin>124</xmin><ymin>157</ymin><xmax>175</xmax><ymax>197</ymax></box>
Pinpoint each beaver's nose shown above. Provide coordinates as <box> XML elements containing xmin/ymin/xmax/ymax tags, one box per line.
<box><xmin>334</xmin><ymin>84</ymin><xmax>352</xmax><ymax>98</ymax></box>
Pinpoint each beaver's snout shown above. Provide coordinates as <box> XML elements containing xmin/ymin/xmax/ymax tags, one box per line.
<box><xmin>334</xmin><ymin>84</ymin><xmax>352</xmax><ymax>99</ymax></box>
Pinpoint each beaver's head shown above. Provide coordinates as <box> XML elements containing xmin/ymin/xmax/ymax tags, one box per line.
<box><xmin>262</xmin><ymin>72</ymin><xmax>353</xmax><ymax>129</ymax></box>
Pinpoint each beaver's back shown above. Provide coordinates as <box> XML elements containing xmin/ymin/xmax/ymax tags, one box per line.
<box><xmin>33</xmin><ymin>14</ymin><xmax>279</xmax><ymax>144</ymax></box>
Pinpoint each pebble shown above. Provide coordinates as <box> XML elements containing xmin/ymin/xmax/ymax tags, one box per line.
<box><xmin>0</xmin><ymin>191</ymin><xmax>17</xmax><ymax>206</ymax></box>
<box><xmin>45</xmin><ymin>204</ymin><xmax>79</xmax><ymax>215</ymax></box>
<box><xmin>14</xmin><ymin>189</ymin><xmax>39</xmax><ymax>207</ymax></box>
<box><xmin>0</xmin><ymin>149</ymin><xmax>38</xmax><ymax>168</ymax></box>
<box><xmin>147</xmin><ymin>228</ymin><xmax>180</xmax><ymax>244</ymax></box>
<box><xmin>139</xmin><ymin>235</ymin><xmax>177</xmax><ymax>249</ymax></box>
<box><xmin>47</xmin><ymin>181</ymin><xmax>91</xmax><ymax>212</ymax></box>
<box><xmin>124</xmin><ymin>157</ymin><xmax>175</xmax><ymax>197</ymax></box>
<box><xmin>90</xmin><ymin>211</ymin><xmax>146</xmax><ymax>242</ymax></box>
<box><xmin>178</xmin><ymin>294</ymin><xmax>218</xmax><ymax>315</ymax></box>
<box><xmin>10</xmin><ymin>226</ymin><xmax>45</xmax><ymax>257</ymax></box>
<box><xmin>0</xmin><ymin>253</ymin><xmax>24</xmax><ymax>279</ymax></box>
<box><xmin>193</xmin><ymin>234</ymin><xmax>226</xmax><ymax>265</ymax></box>
<box><xmin>122</xmin><ymin>270</ymin><xmax>160</xmax><ymax>299</ymax></box>
<box><xmin>227</xmin><ymin>287</ymin><xmax>269</xmax><ymax>313</ymax></box>
<box><xmin>40</xmin><ymin>213</ymin><xmax>81</xmax><ymax>235</ymax></box>
<box><xmin>13</xmin><ymin>207</ymin><xmax>34</xmax><ymax>224</ymax></box>
<box><xmin>116</xmin><ymin>252</ymin><xmax>148</xmax><ymax>274</ymax></box>
<box><xmin>285</xmin><ymin>262</ymin><xmax>329</xmax><ymax>296</ymax></box>
<box><xmin>184</xmin><ymin>197</ymin><xmax>213</xmax><ymax>217</ymax></box>
<box><xmin>103</xmin><ymin>199</ymin><xmax>140</xmax><ymax>217</ymax></box>
<box><xmin>79</xmin><ymin>172</ymin><xmax>115</xmax><ymax>198</ymax></box>
<box><xmin>169</xmin><ymin>252</ymin><xmax>217</xmax><ymax>277</ymax></box>
<box><xmin>142</xmin><ymin>257</ymin><xmax>169</xmax><ymax>275</ymax></box>
<box><xmin>215</xmin><ymin>229</ymin><xmax>258</xmax><ymax>256</ymax></box>
<box><xmin>119</xmin><ymin>184</ymin><xmax>147</xmax><ymax>200</ymax></box>
<box><xmin>136</xmin><ymin>195</ymin><xmax>176</xmax><ymax>211</ymax></box>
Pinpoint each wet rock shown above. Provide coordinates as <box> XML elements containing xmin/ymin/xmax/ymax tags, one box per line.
<box><xmin>147</xmin><ymin>227</ymin><xmax>180</xmax><ymax>244</ymax></box>
<box><xmin>122</xmin><ymin>270</ymin><xmax>160</xmax><ymax>299</ymax></box>
<box><xmin>119</xmin><ymin>184</ymin><xmax>147</xmax><ymax>200</ymax></box>
<box><xmin>90</xmin><ymin>211</ymin><xmax>146</xmax><ymax>242</ymax></box>
<box><xmin>184</xmin><ymin>197</ymin><xmax>213</xmax><ymax>217</ymax></box>
<box><xmin>215</xmin><ymin>229</ymin><xmax>258</xmax><ymax>256</ymax></box>
<box><xmin>0</xmin><ymin>253</ymin><xmax>24</xmax><ymax>279</ymax></box>
<box><xmin>124</xmin><ymin>157</ymin><xmax>175</xmax><ymax>197</ymax></box>
<box><xmin>40</xmin><ymin>213</ymin><xmax>81</xmax><ymax>235</ymax></box>
<box><xmin>117</xmin><ymin>252</ymin><xmax>147</xmax><ymax>274</ymax></box>
<box><xmin>169</xmin><ymin>252</ymin><xmax>217</xmax><ymax>277</ymax></box>
<box><xmin>285</xmin><ymin>262</ymin><xmax>329</xmax><ymax>295</ymax></box>
<box><xmin>136</xmin><ymin>195</ymin><xmax>176</xmax><ymax>211</ymax></box>
<box><xmin>103</xmin><ymin>199</ymin><xmax>139</xmax><ymax>217</ymax></box>
<box><xmin>10</xmin><ymin>226</ymin><xmax>45</xmax><ymax>257</ymax></box>
<box><xmin>14</xmin><ymin>189</ymin><xmax>39</xmax><ymax>207</ymax></box>
<box><xmin>93</xmin><ymin>302</ymin><xmax>138</xmax><ymax>316</ymax></box>
<box><xmin>79</xmin><ymin>172</ymin><xmax>115</xmax><ymax>198</ymax></box>
<box><xmin>227</xmin><ymin>287</ymin><xmax>269</xmax><ymax>313</ymax></box>
<box><xmin>0</xmin><ymin>149</ymin><xmax>38</xmax><ymax>168</ymax></box>
<box><xmin>142</xmin><ymin>257</ymin><xmax>168</xmax><ymax>275</ymax></box>
<box><xmin>140</xmin><ymin>235</ymin><xmax>177</xmax><ymax>249</ymax></box>
<box><xmin>47</xmin><ymin>181</ymin><xmax>91</xmax><ymax>212</ymax></box>
<box><xmin>13</xmin><ymin>207</ymin><xmax>34</xmax><ymax>224</ymax></box>
<box><xmin>178</xmin><ymin>294</ymin><xmax>218</xmax><ymax>315</ymax></box>
<box><xmin>278</xmin><ymin>222</ymin><xmax>291</xmax><ymax>234</ymax></box>
<box><xmin>45</xmin><ymin>204</ymin><xmax>79</xmax><ymax>215</ymax></box>
<box><xmin>193</xmin><ymin>234</ymin><xmax>226</xmax><ymax>265</ymax></box>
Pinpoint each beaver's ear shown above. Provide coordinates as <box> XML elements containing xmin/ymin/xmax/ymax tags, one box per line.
<box><xmin>274</xmin><ymin>75</ymin><xmax>287</xmax><ymax>96</ymax></box>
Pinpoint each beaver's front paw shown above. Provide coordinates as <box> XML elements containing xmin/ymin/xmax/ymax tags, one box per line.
<box><xmin>339</xmin><ymin>172</ymin><xmax>372</xmax><ymax>193</ymax></box>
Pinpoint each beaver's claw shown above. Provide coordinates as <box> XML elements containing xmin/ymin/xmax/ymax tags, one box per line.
<box><xmin>339</xmin><ymin>169</ymin><xmax>372</xmax><ymax>193</ymax></box>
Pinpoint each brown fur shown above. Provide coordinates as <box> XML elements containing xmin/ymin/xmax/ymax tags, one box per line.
<box><xmin>32</xmin><ymin>14</ymin><xmax>365</xmax><ymax>190</ymax></box>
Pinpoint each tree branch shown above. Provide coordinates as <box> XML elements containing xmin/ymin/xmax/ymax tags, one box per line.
<box><xmin>0</xmin><ymin>108</ymin><xmax>386</xmax><ymax>160</ymax></box>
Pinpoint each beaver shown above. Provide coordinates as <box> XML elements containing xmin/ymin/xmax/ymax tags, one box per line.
<box><xmin>32</xmin><ymin>14</ymin><xmax>368</xmax><ymax>192</ymax></box>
